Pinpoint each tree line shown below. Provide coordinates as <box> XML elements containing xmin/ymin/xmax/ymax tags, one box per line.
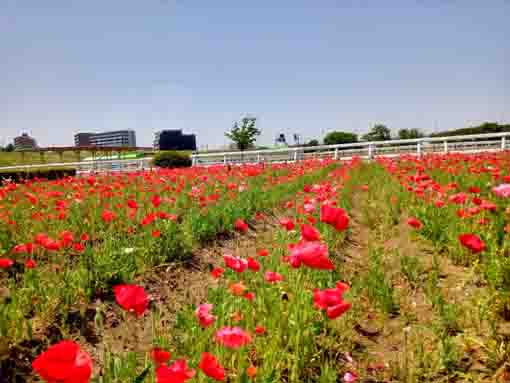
<box><xmin>224</xmin><ymin>120</ymin><xmax>510</xmax><ymax>151</ymax></box>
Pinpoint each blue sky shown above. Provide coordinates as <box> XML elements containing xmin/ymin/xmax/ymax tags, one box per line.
<box><xmin>1</xmin><ymin>1</ymin><xmax>508</xmax><ymax>149</ymax></box>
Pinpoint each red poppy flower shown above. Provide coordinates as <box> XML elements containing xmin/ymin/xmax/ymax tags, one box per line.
<box><xmin>307</xmin><ymin>216</ymin><xmax>317</xmax><ymax>224</ymax></box>
<box><xmin>459</xmin><ymin>234</ymin><xmax>486</xmax><ymax>253</ymax></box>
<box><xmin>320</xmin><ymin>204</ymin><xmax>338</xmax><ymax>224</ymax></box>
<box><xmin>320</xmin><ymin>205</ymin><xmax>349</xmax><ymax>231</ymax></box>
<box><xmin>151</xmin><ymin>194</ymin><xmax>162</xmax><ymax>208</ymax></box>
<box><xmin>279</xmin><ymin>218</ymin><xmax>295</xmax><ymax>231</ymax></box>
<box><xmin>199</xmin><ymin>352</ymin><xmax>225</xmax><ymax>381</ymax></box>
<box><xmin>255</xmin><ymin>326</ymin><xmax>266</xmax><ymax>335</ymax></box>
<box><xmin>289</xmin><ymin>241</ymin><xmax>334</xmax><ymax>270</ymax></box>
<box><xmin>331</xmin><ymin>210</ymin><xmax>349</xmax><ymax>231</ymax></box>
<box><xmin>229</xmin><ymin>281</ymin><xmax>246</xmax><ymax>296</ymax></box>
<box><xmin>247</xmin><ymin>257</ymin><xmax>260</xmax><ymax>271</ymax></box>
<box><xmin>407</xmin><ymin>217</ymin><xmax>422</xmax><ymax>229</ymax></box>
<box><xmin>0</xmin><ymin>258</ymin><xmax>14</xmax><ymax>269</ymax></box>
<box><xmin>195</xmin><ymin>304</ymin><xmax>216</xmax><ymax>327</ymax></box>
<box><xmin>264</xmin><ymin>271</ymin><xmax>284</xmax><ymax>283</ymax></box>
<box><xmin>73</xmin><ymin>243</ymin><xmax>85</xmax><ymax>253</ymax></box>
<box><xmin>113</xmin><ymin>284</ymin><xmax>149</xmax><ymax>317</ymax></box>
<box><xmin>234</xmin><ymin>219</ymin><xmax>249</xmax><ymax>233</ymax></box>
<box><xmin>141</xmin><ymin>213</ymin><xmax>157</xmax><ymax>226</ymax></box>
<box><xmin>301</xmin><ymin>224</ymin><xmax>321</xmax><ymax>242</ymax></box>
<box><xmin>156</xmin><ymin>359</ymin><xmax>195</xmax><ymax>383</ymax></box>
<box><xmin>60</xmin><ymin>230</ymin><xmax>74</xmax><ymax>247</ymax></box>
<box><xmin>32</xmin><ymin>340</ymin><xmax>92</xmax><ymax>383</ymax></box>
<box><xmin>101</xmin><ymin>209</ymin><xmax>116</xmax><ymax>223</ymax></box>
<box><xmin>243</xmin><ymin>291</ymin><xmax>255</xmax><ymax>301</ymax></box>
<box><xmin>80</xmin><ymin>233</ymin><xmax>90</xmax><ymax>242</ymax></box>
<box><xmin>13</xmin><ymin>242</ymin><xmax>35</xmax><ymax>254</ymax></box>
<box><xmin>25</xmin><ymin>259</ymin><xmax>37</xmax><ymax>269</ymax></box>
<box><xmin>257</xmin><ymin>248</ymin><xmax>269</xmax><ymax>257</ymax></box>
<box><xmin>247</xmin><ymin>366</ymin><xmax>257</xmax><ymax>378</ymax></box>
<box><xmin>127</xmin><ymin>199</ymin><xmax>138</xmax><ymax>209</ymax></box>
<box><xmin>211</xmin><ymin>267</ymin><xmax>224</xmax><ymax>279</ymax></box>
<box><xmin>448</xmin><ymin>192</ymin><xmax>467</xmax><ymax>204</ymax></box>
<box><xmin>223</xmin><ymin>254</ymin><xmax>248</xmax><ymax>273</ymax></box>
<box><xmin>152</xmin><ymin>230</ymin><xmax>161</xmax><ymax>238</ymax></box>
<box><xmin>215</xmin><ymin>327</ymin><xmax>252</xmax><ymax>349</ymax></box>
<box><xmin>151</xmin><ymin>347</ymin><xmax>171</xmax><ymax>366</ymax></box>
<box><xmin>314</xmin><ymin>282</ymin><xmax>351</xmax><ymax>319</ymax></box>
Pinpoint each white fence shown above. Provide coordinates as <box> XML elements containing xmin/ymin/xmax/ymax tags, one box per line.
<box><xmin>191</xmin><ymin>132</ymin><xmax>510</xmax><ymax>166</ymax></box>
<box><xmin>1</xmin><ymin>132</ymin><xmax>510</xmax><ymax>174</ymax></box>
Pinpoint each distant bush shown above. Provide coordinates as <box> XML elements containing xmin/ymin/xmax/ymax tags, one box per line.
<box><xmin>430</xmin><ymin>122</ymin><xmax>510</xmax><ymax>138</ymax></box>
<box><xmin>324</xmin><ymin>131</ymin><xmax>358</xmax><ymax>145</ymax></box>
<box><xmin>153</xmin><ymin>151</ymin><xmax>192</xmax><ymax>168</ymax></box>
<box><xmin>0</xmin><ymin>167</ymin><xmax>76</xmax><ymax>182</ymax></box>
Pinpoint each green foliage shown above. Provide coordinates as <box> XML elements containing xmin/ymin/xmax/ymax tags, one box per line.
<box><xmin>304</xmin><ymin>139</ymin><xmax>320</xmax><ymax>147</ymax></box>
<box><xmin>362</xmin><ymin>247</ymin><xmax>399</xmax><ymax>315</ymax></box>
<box><xmin>4</xmin><ymin>143</ymin><xmax>14</xmax><ymax>152</ymax></box>
<box><xmin>323</xmin><ymin>131</ymin><xmax>358</xmax><ymax>145</ymax></box>
<box><xmin>398</xmin><ymin>128</ymin><xmax>424</xmax><ymax>139</ymax></box>
<box><xmin>0</xmin><ymin>167</ymin><xmax>76</xmax><ymax>182</ymax></box>
<box><xmin>400</xmin><ymin>254</ymin><xmax>423</xmax><ymax>288</ymax></box>
<box><xmin>362</xmin><ymin>124</ymin><xmax>391</xmax><ymax>141</ymax></box>
<box><xmin>430</xmin><ymin>121</ymin><xmax>510</xmax><ymax>137</ymax></box>
<box><xmin>225</xmin><ymin>117</ymin><xmax>260</xmax><ymax>151</ymax></box>
<box><xmin>152</xmin><ymin>151</ymin><xmax>191</xmax><ymax>168</ymax></box>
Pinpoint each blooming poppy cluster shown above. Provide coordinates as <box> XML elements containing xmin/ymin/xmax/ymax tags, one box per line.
<box><xmin>23</xmin><ymin>158</ymin><xmax>361</xmax><ymax>382</ymax></box>
<box><xmin>377</xmin><ymin>152</ymin><xmax>510</xmax><ymax>256</ymax></box>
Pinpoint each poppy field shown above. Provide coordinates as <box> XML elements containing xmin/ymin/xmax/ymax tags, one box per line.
<box><xmin>1</xmin><ymin>153</ymin><xmax>510</xmax><ymax>382</ymax></box>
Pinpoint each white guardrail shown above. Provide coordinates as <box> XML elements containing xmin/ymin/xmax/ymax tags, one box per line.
<box><xmin>191</xmin><ymin>132</ymin><xmax>510</xmax><ymax>166</ymax></box>
<box><xmin>1</xmin><ymin>132</ymin><xmax>510</xmax><ymax>174</ymax></box>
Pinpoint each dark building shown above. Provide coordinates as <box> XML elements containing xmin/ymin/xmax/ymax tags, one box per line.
<box><xmin>74</xmin><ymin>130</ymin><xmax>136</xmax><ymax>147</ymax></box>
<box><xmin>154</xmin><ymin>130</ymin><xmax>197</xmax><ymax>151</ymax></box>
<box><xmin>14</xmin><ymin>133</ymin><xmax>37</xmax><ymax>150</ymax></box>
<box><xmin>74</xmin><ymin>133</ymin><xmax>94</xmax><ymax>147</ymax></box>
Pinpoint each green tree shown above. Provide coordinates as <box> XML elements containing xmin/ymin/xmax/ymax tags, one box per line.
<box><xmin>304</xmin><ymin>139</ymin><xmax>320</xmax><ymax>147</ymax></box>
<box><xmin>362</xmin><ymin>124</ymin><xmax>391</xmax><ymax>141</ymax></box>
<box><xmin>5</xmin><ymin>143</ymin><xmax>14</xmax><ymax>152</ymax></box>
<box><xmin>398</xmin><ymin>128</ymin><xmax>424</xmax><ymax>139</ymax></box>
<box><xmin>323</xmin><ymin>131</ymin><xmax>358</xmax><ymax>145</ymax></box>
<box><xmin>225</xmin><ymin>117</ymin><xmax>260</xmax><ymax>151</ymax></box>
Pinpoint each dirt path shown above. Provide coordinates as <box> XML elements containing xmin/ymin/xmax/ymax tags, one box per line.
<box><xmin>340</xmin><ymin>191</ymin><xmax>501</xmax><ymax>382</ymax></box>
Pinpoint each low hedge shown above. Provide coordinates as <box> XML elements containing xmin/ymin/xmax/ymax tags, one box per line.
<box><xmin>0</xmin><ymin>167</ymin><xmax>77</xmax><ymax>182</ymax></box>
<box><xmin>153</xmin><ymin>151</ymin><xmax>192</xmax><ymax>168</ymax></box>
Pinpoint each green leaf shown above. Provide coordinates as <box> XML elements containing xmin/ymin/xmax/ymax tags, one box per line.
<box><xmin>134</xmin><ymin>367</ymin><xmax>150</xmax><ymax>383</ymax></box>
<box><xmin>239</xmin><ymin>370</ymin><xmax>250</xmax><ymax>383</ymax></box>
<box><xmin>264</xmin><ymin>369</ymin><xmax>277</xmax><ymax>382</ymax></box>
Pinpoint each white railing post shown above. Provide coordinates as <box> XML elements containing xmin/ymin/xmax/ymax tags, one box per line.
<box><xmin>367</xmin><ymin>144</ymin><xmax>373</xmax><ymax>159</ymax></box>
<box><xmin>293</xmin><ymin>149</ymin><xmax>298</xmax><ymax>162</ymax></box>
<box><xmin>417</xmin><ymin>140</ymin><xmax>422</xmax><ymax>157</ymax></box>
<box><xmin>443</xmin><ymin>140</ymin><xmax>448</xmax><ymax>153</ymax></box>
<box><xmin>334</xmin><ymin>147</ymin><xmax>338</xmax><ymax>160</ymax></box>
<box><xmin>502</xmin><ymin>136</ymin><xmax>506</xmax><ymax>150</ymax></box>
<box><xmin>223</xmin><ymin>155</ymin><xmax>227</xmax><ymax>165</ymax></box>
<box><xmin>257</xmin><ymin>153</ymin><xmax>261</xmax><ymax>163</ymax></box>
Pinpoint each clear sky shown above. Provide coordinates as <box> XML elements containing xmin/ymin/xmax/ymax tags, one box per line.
<box><xmin>1</xmin><ymin>1</ymin><xmax>509</xmax><ymax>149</ymax></box>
